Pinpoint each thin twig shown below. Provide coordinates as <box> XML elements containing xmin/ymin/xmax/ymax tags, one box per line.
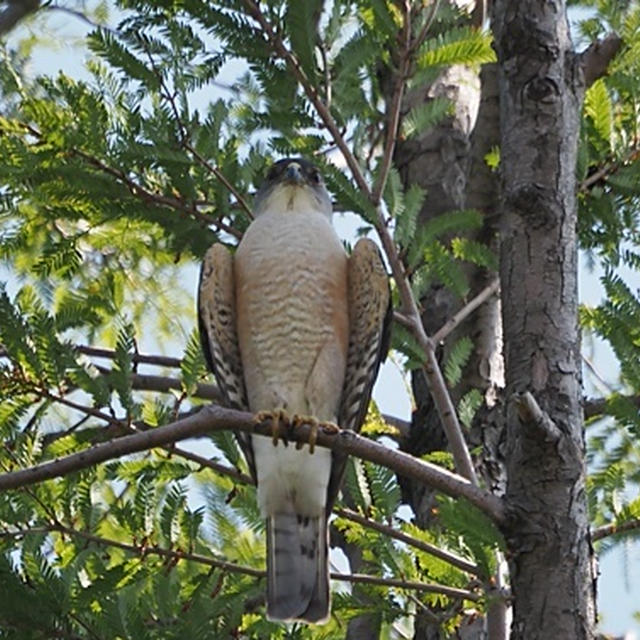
<box><xmin>73</xmin><ymin>345</ymin><xmax>182</xmax><ymax>368</ymax></box>
<box><xmin>5</xmin><ymin>120</ymin><xmax>242</xmax><ymax>240</ymax></box>
<box><xmin>184</xmin><ymin>141</ymin><xmax>254</xmax><ymax>221</ymax></box>
<box><xmin>579</xmin><ymin>146</ymin><xmax>640</xmax><ymax>193</ymax></box>
<box><xmin>42</xmin><ymin>391</ymin><xmax>252</xmax><ymax>484</ymax></box>
<box><xmin>432</xmin><ymin>278</ymin><xmax>500</xmax><ymax>344</ymax></box>
<box><xmin>0</xmin><ymin>403</ymin><xmax>506</xmax><ymax>523</ymax></box>
<box><xmin>240</xmin><ymin>0</ymin><xmax>370</xmax><ymax>195</ymax></box>
<box><xmin>591</xmin><ymin>518</ymin><xmax>640</xmax><ymax>542</ymax></box>
<box><xmin>412</xmin><ymin>0</ymin><xmax>442</xmax><ymax>55</ymax></box>
<box><xmin>46</xmin><ymin>4</ymin><xmax>118</xmax><ymax>34</ymax></box>
<box><xmin>0</xmin><ymin>523</ymin><xmax>480</xmax><ymax>599</ymax></box>
<box><xmin>584</xmin><ymin>393</ymin><xmax>640</xmax><ymax>421</ymax></box>
<box><xmin>335</xmin><ymin>508</ymin><xmax>479</xmax><ymax>575</ymax></box>
<box><xmin>371</xmin><ymin>2</ymin><xmax>413</xmax><ymax>204</ymax></box>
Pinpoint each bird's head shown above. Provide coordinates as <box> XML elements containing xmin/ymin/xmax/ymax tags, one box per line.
<box><xmin>253</xmin><ymin>158</ymin><xmax>332</xmax><ymax>218</ymax></box>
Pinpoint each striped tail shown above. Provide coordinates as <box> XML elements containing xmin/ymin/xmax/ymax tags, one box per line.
<box><xmin>266</xmin><ymin>513</ymin><xmax>330</xmax><ymax>624</ymax></box>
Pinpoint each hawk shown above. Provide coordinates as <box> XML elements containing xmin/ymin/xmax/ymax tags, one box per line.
<box><xmin>198</xmin><ymin>158</ymin><xmax>391</xmax><ymax>623</ymax></box>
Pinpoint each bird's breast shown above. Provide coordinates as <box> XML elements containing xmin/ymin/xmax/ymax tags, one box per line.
<box><xmin>234</xmin><ymin>211</ymin><xmax>348</xmax><ymax>413</ymax></box>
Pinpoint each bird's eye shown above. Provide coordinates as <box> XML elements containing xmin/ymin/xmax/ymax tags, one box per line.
<box><xmin>309</xmin><ymin>169</ymin><xmax>321</xmax><ymax>184</ymax></box>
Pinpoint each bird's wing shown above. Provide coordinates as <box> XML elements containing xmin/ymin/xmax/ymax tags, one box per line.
<box><xmin>328</xmin><ymin>237</ymin><xmax>392</xmax><ymax>511</ymax></box>
<box><xmin>198</xmin><ymin>243</ymin><xmax>256</xmax><ymax>480</ymax></box>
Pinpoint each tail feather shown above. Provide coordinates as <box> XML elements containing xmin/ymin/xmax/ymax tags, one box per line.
<box><xmin>266</xmin><ymin>513</ymin><xmax>329</xmax><ymax>623</ymax></box>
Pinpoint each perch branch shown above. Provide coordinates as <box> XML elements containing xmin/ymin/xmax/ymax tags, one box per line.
<box><xmin>0</xmin><ymin>403</ymin><xmax>505</xmax><ymax>524</ymax></box>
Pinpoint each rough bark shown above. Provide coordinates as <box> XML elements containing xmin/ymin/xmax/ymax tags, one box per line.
<box><xmin>492</xmin><ymin>2</ymin><xmax>596</xmax><ymax>638</ymax></box>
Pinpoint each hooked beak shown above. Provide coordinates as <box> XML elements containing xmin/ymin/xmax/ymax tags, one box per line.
<box><xmin>284</xmin><ymin>162</ymin><xmax>304</xmax><ymax>184</ymax></box>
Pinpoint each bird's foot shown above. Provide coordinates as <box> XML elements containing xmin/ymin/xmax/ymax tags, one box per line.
<box><xmin>289</xmin><ymin>416</ymin><xmax>340</xmax><ymax>454</ymax></box>
<box><xmin>254</xmin><ymin>409</ymin><xmax>290</xmax><ymax>446</ymax></box>
<box><xmin>290</xmin><ymin>415</ymin><xmax>319</xmax><ymax>453</ymax></box>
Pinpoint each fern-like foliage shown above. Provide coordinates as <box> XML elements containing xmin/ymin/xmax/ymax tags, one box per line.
<box><xmin>0</xmin><ymin>0</ymin><xmax>639</xmax><ymax>636</ymax></box>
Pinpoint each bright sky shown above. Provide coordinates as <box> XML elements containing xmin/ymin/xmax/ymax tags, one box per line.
<box><xmin>4</xmin><ymin>4</ymin><xmax>639</xmax><ymax>637</ymax></box>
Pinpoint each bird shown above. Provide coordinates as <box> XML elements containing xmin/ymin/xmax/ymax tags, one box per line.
<box><xmin>198</xmin><ymin>157</ymin><xmax>391</xmax><ymax>624</ymax></box>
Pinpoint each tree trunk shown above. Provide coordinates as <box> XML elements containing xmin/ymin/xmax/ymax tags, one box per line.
<box><xmin>492</xmin><ymin>1</ymin><xmax>596</xmax><ymax>638</ymax></box>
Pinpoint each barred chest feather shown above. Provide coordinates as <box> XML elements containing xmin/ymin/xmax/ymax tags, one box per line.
<box><xmin>234</xmin><ymin>208</ymin><xmax>349</xmax><ymax>419</ymax></box>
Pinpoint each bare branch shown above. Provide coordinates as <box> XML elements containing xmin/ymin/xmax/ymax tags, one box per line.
<box><xmin>0</xmin><ymin>0</ymin><xmax>40</xmax><ymax>36</ymax></box>
<box><xmin>584</xmin><ymin>393</ymin><xmax>640</xmax><ymax>421</ymax></box>
<box><xmin>371</xmin><ymin>3</ymin><xmax>412</xmax><ymax>205</ymax></box>
<box><xmin>127</xmin><ymin>372</ymin><xmax>222</xmax><ymax>402</ymax></box>
<box><xmin>381</xmin><ymin>413</ymin><xmax>411</xmax><ymax>439</ymax></box>
<box><xmin>432</xmin><ymin>278</ymin><xmax>500</xmax><ymax>344</ymax></box>
<box><xmin>335</xmin><ymin>508</ymin><xmax>480</xmax><ymax>575</ymax></box>
<box><xmin>579</xmin><ymin>146</ymin><xmax>640</xmax><ymax>193</ymax></box>
<box><xmin>412</xmin><ymin>0</ymin><xmax>442</xmax><ymax>54</ymax></box>
<box><xmin>393</xmin><ymin>309</ymin><xmax>416</xmax><ymax>330</ymax></box>
<box><xmin>45</xmin><ymin>4</ymin><xmax>116</xmax><ymax>33</ymax></box>
<box><xmin>579</xmin><ymin>33</ymin><xmax>623</xmax><ymax>88</ymax></box>
<box><xmin>592</xmin><ymin>518</ymin><xmax>640</xmax><ymax>542</ymax></box>
<box><xmin>338</xmin><ymin>572</ymin><xmax>479</xmax><ymax>600</ymax></box>
<box><xmin>73</xmin><ymin>345</ymin><xmax>182</xmax><ymax>368</ymax></box>
<box><xmin>0</xmin><ymin>403</ymin><xmax>506</xmax><ymax>524</ymax></box>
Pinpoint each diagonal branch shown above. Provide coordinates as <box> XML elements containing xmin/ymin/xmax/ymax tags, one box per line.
<box><xmin>579</xmin><ymin>33</ymin><xmax>622</xmax><ymax>88</ymax></box>
<box><xmin>371</xmin><ymin>2</ymin><xmax>412</xmax><ymax>205</ymax></box>
<box><xmin>0</xmin><ymin>0</ymin><xmax>40</xmax><ymax>36</ymax></box>
<box><xmin>432</xmin><ymin>278</ymin><xmax>500</xmax><ymax>344</ymax></box>
<box><xmin>6</xmin><ymin>120</ymin><xmax>241</xmax><ymax>240</ymax></box>
<box><xmin>240</xmin><ymin>0</ymin><xmax>369</xmax><ymax>195</ymax></box>
<box><xmin>72</xmin><ymin>344</ymin><xmax>182</xmax><ymax>368</ymax></box>
<box><xmin>0</xmin><ymin>403</ymin><xmax>506</xmax><ymax>524</ymax></box>
<box><xmin>335</xmin><ymin>508</ymin><xmax>480</xmax><ymax>575</ymax></box>
<box><xmin>591</xmin><ymin>518</ymin><xmax>640</xmax><ymax>542</ymax></box>
<box><xmin>0</xmin><ymin>522</ymin><xmax>481</xmax><ymax>600</ymax></box>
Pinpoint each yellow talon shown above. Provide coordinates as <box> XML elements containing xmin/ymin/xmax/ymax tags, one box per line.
<box><xmin>290</xmin><ymin>414</ymin><xmax>311</xmax><ymax>451</ymax></box>
<box><xmin>254</xmin><ymin>409</ymin><xmax>289</xmax><ymax>446</ymax></box>
<box><xmin>291</xmin><ymin>415</ymin><xmax>330</xmax><ymax>453</ymax></box>
<box><xmin>320</xmin><ymin>421</ymin><xmax>340</xmax><ymax>434</ymax></box>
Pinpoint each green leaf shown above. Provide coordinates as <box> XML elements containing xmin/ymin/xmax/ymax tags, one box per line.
<box><xmin>423</xmin><ymin>240</ymin><xmax>470</xmax><ymax>299</ymax></box>
<box><xmin>484</xmin><ymin>145</ymin><xmax>500</xmax><ymax>170</ymax></box>
<box><xmin>408</xmin><ymin>209</ymin><xmax>484</xmax><ymax>267</ymax></box>
<box><xmin>584</xmin><ymin>78</ymin><xmax>613</xmax><ymax>149</ymax></box>
<box><xmin>458</xmin><ymin>388</ymin><xmax>483</xmax><ymax>429</ymax></box>
<box><xmin>401</xmin><ymin>97</ymin><xmax>452</xmax><ymax>139</ymax></box>
<box><xmin>444</xmin><ymin>336</ymin><xmax>474</xmax><ymax>386</ymax></box>
<box><xmin>419</xmin><ymin>27</ymin><xmax>496</xmax><ymax>68</ymax></box>
<box><xmin>284</xmin><ymin>0</ymin><xmax>321</xmax><ymax>83</ymax></box>
<box><xmin>394</xmin><ymin>184</ymin><xmax>425</xmax><ymax>249</ymax></box>
<box><xmin>451</xmin><ymin>237</ymin><xmax>498</xmax><ymax>271</ymax></box>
